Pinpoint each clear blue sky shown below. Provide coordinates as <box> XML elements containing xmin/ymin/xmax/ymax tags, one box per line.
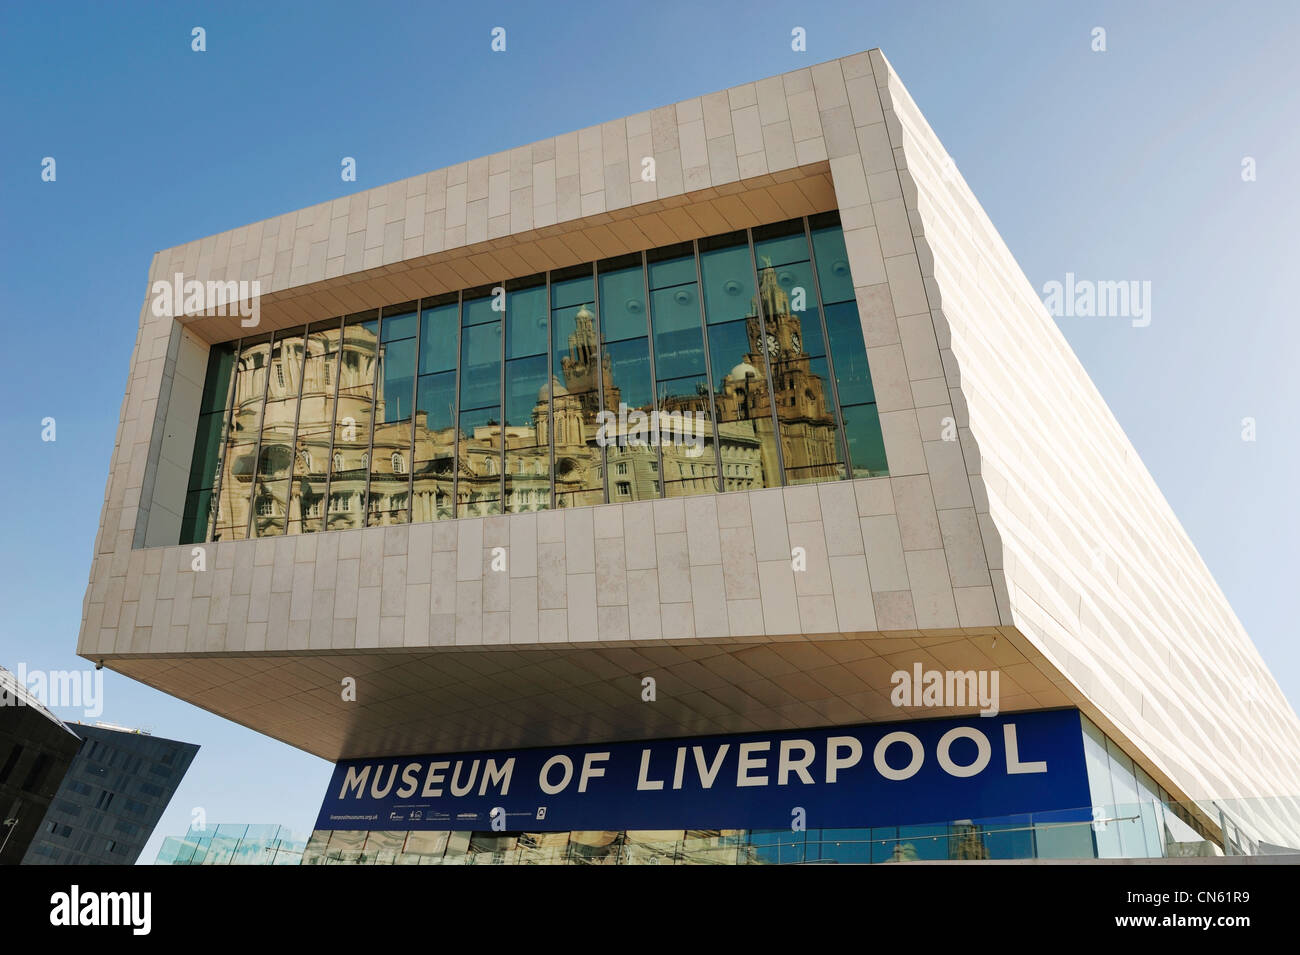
<box><xmin>1</xmin><ymin>1</ymin><xmax>1296</xmax><ymax>864</ymax></box>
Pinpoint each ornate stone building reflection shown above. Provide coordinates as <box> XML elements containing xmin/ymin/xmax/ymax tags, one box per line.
<box><xmin>714</xmin><ymin>260</ymin><xmax>841</xmax><ymax>487</ymax></box>
<box><xmin>213</xmin><ymin>260</ymin><xmax>842</xmax><ymax>538</ymax></box>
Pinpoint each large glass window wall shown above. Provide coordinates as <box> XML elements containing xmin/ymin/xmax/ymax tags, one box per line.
<box><xmin>182</xmin><ymin>213</ymin><xmax>889</xmax><ymax>544</ymax></box>
<box><xmin>1080</xmin><ymin>713</ymin><xmax>1217</xmax><ymax>859</ymax></box>
<box><xmin>300</xmin><ymin>802</ymin><xmax>1221</xmax><ymax>866</ymax></box>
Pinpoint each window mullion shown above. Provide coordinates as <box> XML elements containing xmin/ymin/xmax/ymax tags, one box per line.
<box><xmin>803</xmin><ymin>216</ymin><xmax>852</xmax><ymax>480</ymax></box>
<box><xmin>746</xmin><ymin>228</ymin><xmax>787</xmax><ymax>485</ymax></box>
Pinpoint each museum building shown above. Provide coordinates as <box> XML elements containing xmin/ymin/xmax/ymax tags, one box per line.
<box><xmin>78</xmin><ymin>49</ymin><xmax>1300</xmax><ymax>863</ymax></box>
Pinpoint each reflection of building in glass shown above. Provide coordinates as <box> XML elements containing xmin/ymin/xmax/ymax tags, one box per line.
<box><xmin>155</xmin><ymin>822</ymin><xmax>306</xmax><ymax>865</ymax></box>
<box><xmin>950</xmin><ymin>821</ymin><xmax>990</xmax><ymax>860</ymax></box>
<box><xmin>302</xmin><ymin>827</ymin><xmax>755</xmax><ymax>865</ymax></box>
<box><xmin>185</xmin><ymin>215</ymin><xmax>887</xmax><ymax>544</ymax></box>
<box><xmin>712</xmin><ymin>260</ymin><xmax>841</xmax><ymax>487</ymax></box>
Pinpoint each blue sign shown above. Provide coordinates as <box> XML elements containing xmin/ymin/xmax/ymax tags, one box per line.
<box><xmin>315</xmin><ymin>708</ymin><xmax>1089</xmax><ymax>832</ymax></box>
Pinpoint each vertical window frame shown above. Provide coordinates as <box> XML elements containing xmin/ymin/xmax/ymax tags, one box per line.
<box><xmin>803</xmin><ymin>214</ymin><xmax>856</xmax><ymax>479</ymax></box>
<box><xmin>746</xmin><ymin>224</ymin><xmax>793</xmax><ymax>485</ymax></box>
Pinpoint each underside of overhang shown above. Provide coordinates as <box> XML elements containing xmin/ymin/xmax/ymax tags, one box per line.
<box><xmin>96</xmin><ymin>625</ymin><xmax>1079</xmax><ymax>761</ymax></box>
<box><xmin>184</xmin><ymin>162</ymin><xmax>838</xmax><ymax>344</ymax></box>
<box><xmin>95</xmin><ymin>620</ymin><xmax>1233</xmax><ymax>847</ymax></box>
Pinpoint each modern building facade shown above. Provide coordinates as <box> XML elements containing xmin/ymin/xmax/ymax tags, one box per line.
<box><xmin>0</xmin><ymin>666</ymin><xmax>82</xmax><ymax>864</ymax></box>
<box><xmin>77</xmin><ymin>49</ymin><xmax>1300</xmax><ymax>863</ymax></box>
<box><xmin>21</xmin><ymin>722</ymin><xmax>198</xmax><ymax>865</ymax></box>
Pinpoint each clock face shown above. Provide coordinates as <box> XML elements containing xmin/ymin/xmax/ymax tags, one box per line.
<box><xmin>765</xmin><ymin>333</ymin><xmax>779</xmax><ymax>358</ymax></box>
<box><xmin>790</xmin><ymin>332</ymin><xmax>801</xmax><ymax>353</ymax></box>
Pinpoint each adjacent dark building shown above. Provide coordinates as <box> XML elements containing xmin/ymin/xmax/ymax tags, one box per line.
<box><xmin>21</xmin><ymin>723</ymin><xmax>198</xmax><ymax>865</ymax></box>
<box><xmin>0</xmin><ymin>667</ymin><xmax>82</xmax><ymax>865</ymax></box>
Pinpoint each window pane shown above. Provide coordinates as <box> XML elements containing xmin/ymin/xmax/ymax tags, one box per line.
<box><xmin>504</xmin><ymin>354</ymin><xmax>551</xmax><ymax>512</ymax></box>
<box><xmin>416</xmin><ymin>372</ymin><xmax>454</xmax><ymax>427</ymax></box>
<box><xmin>505</xmin><ymin>279</ymin><xmax>547</xmax><ymax>359</ymax></box>
<box><xmin>602</xmin><ymin>337</ymin><xmax>653</xmax><ymax>410</ymax></box>
<box><xmin>328</xmin><ymin>314</ymin><xmax>378</xmax><ymax>531</ymax></box>
<box><xmin>378</xmin><ymin>337</ymin><xmax>417</xmax><ymax>423</ymax></box>
<box><xmin>251</xmin><ymin>478</ymin><xmax>291</xmax><ymax>536</ymax></box>
<box><xmin>553</xmin><ymin>271</ymin><xmax>595</xmax><ymax>309</ymax></box>
<box><xmin>699</xmin><ymin>234</ymin><xmax>780</xmax><ymax>489</ymax></box>
<box><xmin>381</xmin><ymin>305</ymin><xmax>418</xmax><ymax>342</ymax></box>
<box><xmin>1133</xmin><ymin>765</ymin><xmax>1166</xmax><ymax>859</ymax></box>
<box><xmin>893</xmin><ymin>823</ymin><xmax>950</xmax><ymax>861</ymax></box>
<box><xmin>647</xmin><ymin>249</ymin><xmax>718</xmax><ymax>498</ymax></box>
<box><xmin>647</xmin><ymin>243</ymin><xmax>695</xmax><ymax>289</ymax></box>
<box><xmin>819</xmin><ymin>294</ymin><xmax>887</xmax><ymax>479</ymax></box>
<box><xmin>251</xmin><ymin>332</ymin><xmax>305</xmax><ymax>538</ymax></box>
<box><xmin>751</xmin><ymin>253</ymin><xmax>842</xmax><ymax>486</ymax></box>
<box><xmin>182</xmin><ymin>342</ymin><xmax>238</xmax><ymax>543</ymax></box>
<box><xmin>369</xmin><ymin>308</ymin><xmax>417</xmax><ymax>527</ymax></box>
<box><xmin>187</xmin><ymin>411</ymin><xmax>227</xmax><ymax>494</ymax></box>
<box><xmin>198</xmin><ymin>342</ymin><xmax>236</xmax><ymax>415</ymax></box>
<box><xmin>1107</xmin><ymin>737</ymin><xmax>1150</xmax><ymax>858</ymax></box>
<box><xmin>752</xmin><ymin>219</ymin><xmax>810</xmax><ymax>268</ymax></box>
<box><xmin>1032</xmin><ymin>809</ymin><xmax>1096</xmax><ymax>860</ymax></box>
<box><xmin>810</xmin><ymin>218</ymin><xmax>856</xmax><ymax>305</ymax></box>
<box><xmin>567</xmin><ymin>831</ymin><xmax>623</xmax><ymax>865</ymax></box>
<box><xmin>765</xmin><ymin>260</ymin><xmax>826</xmax><ymax>356</ymax></box>
<box><xmin>699</xmin><ymin>233</ymin><xmax>755</xmax><ymax>326</ymax></box>
<box><xmin>412</xmin><ymin>370</ymin><xmax>456</xmax><ymax>522</ymax></box>
<box><xmin>293</xmin><ymin>320</ymin><xmax>342</xmax><ymax>534</ymax></box>
<box><xmin>1082</xmin><ymin>717</ymin><xmax>1119</xmax><ymax>858</ymax></box>
<box><xmin>824</xmin><ymin>302</ymin><xmax>875</xmax><ymax>406</ymax></box>
<box><xmin>462</xmin><ymin>288</ymin><xmax>499</xmax><ymax>326</ymax></box>
<box><xmin>215</xmin><ymin>337</ymin><xmax>271</xmax><ymax>540</ymax></box>
<box><xmin>504</xmin><ymin>281</ymin><xmax>551</xmax><ymax>513</ymax></box>
<box><xmin>269</xmin><ymin>333</ymin><xmax>309</xmax><ymax>536</ymax></box>
<box><xmin>419</xmin><ymin>300</ymin><xmax>458</xmax><ymax>374</ymax></box>
<box><xmin>459</xmin><ymin>323</ymin><xmax>502</xmax><ymax>411</ymax></box>
<box><xmin>606</xmin><ymin>444</ymin><xmax>658</xmax><ymax>500</ymax></box>
<box><xmin>457</xmin><ymin>290</ymin><xmax>502</xmax><ymax>515</ymax></box>
<box><xmin>554</xmin><ymin>268</ymin><xmax>604</xmax><ymax>508</ymax></box>
<box><xmin>841</xmin><ymin>402</ymin><xmax>887</xmax><ymax>477</ymax></box>
<box><xmin>458</xmin><ymin>406</ymin><xmax>501</xmax><ymax>516</ymax></box>
<box><xmin>657</xmin><ymin>374</ymin><xmax>717</xmax><ymax>496</ymax></box>
<box><xmin>179</xmin><ymin>488</ymin><xmax>214</xmax><ymax>546</ymax></box>
<box><xmin>597</xmin><ymin>259</ymin><xmax>647</xmax><ymax>342</ymax></box>
<box><xmin>751</xmin><ymin>248</ymin><xmax>844</xmax><ymax>486</ymax></box>
<box><xmin>708</xmin><ymin>320</ymin><xmax>780</xmax><ymax>490</ymax></box>
<box><xmin>649</xmin><ymin>285</ymin><xmax>706</xmax><ymax>381</ymax></box>
<box><xmin>597</xmin><ymin>336</ymin><xmax>655</xmax><ymax>503</ymax></box>
<box><xmin>399</xmin><ymin>830</ymin><xmax>450</xmax><ymax>864</ymax></box>
<box><xmin>774</xmin><ymin>354</ymin><xmax>844</xmax><ymax>484</ymax></box>
<box><xmin>213</xmin><ymin>471</ymin><xmax>250</xmax><ymax>542</ymax></box>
